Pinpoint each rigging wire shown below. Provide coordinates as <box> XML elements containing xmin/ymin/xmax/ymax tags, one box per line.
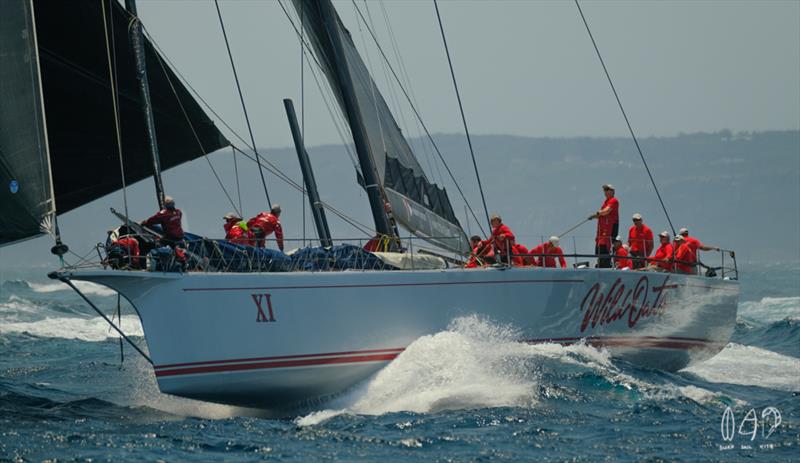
<box><xmin>232</xmin><ymin>146</ymin><xmax>242</xmax><ymax>213</ymax></box>
<box><xmin>348</xmin><ymin>1</ymin><xmax>487</xmax><ymax>236</ymax></box>
<box><xmin>574</xmin><ymin>0</ymin><xmax>675</xmax><ymax>235</ymax></box>
<box><xmin>214</xmin><ymin>0</ymin><xmax>272</xmax><ymax>206</ymax></box>
<box><xmin>300</xmin><ymin>2</ymin><xmax>306</xmax><ymax>246</ymax></box>
<box><xmin>432</xmin><ymin>0</ymin><xmax>491</xmax><ymax>234</ymax></box>
<box><xmin>101</xmin><ymin>0</ymin><xmax>129</xmax><ymax>222</ymax></box>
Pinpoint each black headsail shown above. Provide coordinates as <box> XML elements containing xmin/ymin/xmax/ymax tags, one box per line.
<box><xmin>0</xmin><ymin>0</ymin><xmax>229</xmax><ymax>247</ymax></box>
<box><xmin>291</xmin><ymin>0</ymin><xmax>470</xmax><ymax>255</ymax></box>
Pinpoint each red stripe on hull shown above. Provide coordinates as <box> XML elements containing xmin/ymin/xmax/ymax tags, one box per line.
<box><xmin>155</xmin><ymin>347</ymin><xmax>405</xmax><ymax>370</ymax></box>
<box><xmin>155</xmin><ymin>353</ymin><xmax>399</xmax><ymax>377</ymax></box>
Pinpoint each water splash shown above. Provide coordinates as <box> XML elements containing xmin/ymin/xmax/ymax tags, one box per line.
<box><xmin>0</xmin><ymin>315</ymin><xmax>143</xmax><ymax>342</ymax></box>
<box><xmin>683</xmin><ymin>343</ymin><xmax>800</xmax><ymax>392</ymax></box>
<box><xmin>739</xmin><ymin>296</ymin><xmax>800</xmax><ymax>323</ymax></box>
<box><xmin>28</xmin><ymin>280</ymin><xmax>117</xmax><ymax>297</ymax></box>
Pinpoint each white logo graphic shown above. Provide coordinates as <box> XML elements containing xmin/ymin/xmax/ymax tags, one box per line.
<box><xmin>720</xmin><ymin>406</ymin><xmax>782</xmax><ymax>451</ymax></box>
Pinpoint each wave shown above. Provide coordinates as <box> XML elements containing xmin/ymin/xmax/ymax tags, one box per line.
<box><xmin>0</xmin><ymin>315</ymin><xmax>143</xmax><ymax>342</ymax></box>
<box><xmin>28</xmin><ymin>280</ymin><xmax>117</xmax><ymax>297</ymax></box>
<box><xmin>682</xmin><ymin>343</ymin><xmax>800</xmax><ymax>392</ymax></box>
<box><xmin>739</xmin><ymin>296</ymin><xmax>800</xmax><ymax>323</ymax></box>
<box><xmin>295</xmin><ymin>315</ymin><xmax>730</xmax><ymax>426</ymax></box>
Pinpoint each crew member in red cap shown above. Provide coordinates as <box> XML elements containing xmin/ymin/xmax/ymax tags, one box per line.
<box><xmin>589</xmin><ymin>184</ymin><xmax>619</xmax><ymax>268</ymax></box>
<box><xmin>247</xmin><ymin>204</ymin><xmax>285</xmax><ymax>251</ymax></box>
<box><xmin>672</xmin><ymin>234</ymin><xmax>697</xmax><ymax>274</ymax></box>
<box><xmin>612</xmin><ymin>236</ymin><xmax>632</xmax><ymax>270</ymax></box>
<box><xmin>649</xmin><ymin>231</ymin><xmax>674</xmax><ymax>271</ymax></box>
<box><xmin>627</xmin><ymin>213</ymin><xmax>653</xmax><ymax>269</ymax></box>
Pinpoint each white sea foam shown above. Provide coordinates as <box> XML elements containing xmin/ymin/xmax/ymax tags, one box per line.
<box><xmin>0</xmin><ymin>296</ymin><xmax>38</xmax><ymax>316</ymax></box>
<box><xmin>683</xmin><ymin>343</ymin><xmax>800</xmax><ymax>392</ymax></box>
<box><xmin>739</xmin><ymin>296</ymin><xmax>800</xmax><ymax>323</ymax></box>
<box><xmin>0</xmin><ymin>315</ymin><xmax>143</xmax><ymax>342</ymax></box>
<box><xmin>29</xmin><ymin>280</ymin><xmax>117</xmax><ymax>297</ymax></box>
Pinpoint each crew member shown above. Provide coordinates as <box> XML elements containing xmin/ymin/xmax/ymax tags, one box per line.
<box><xmin>466</xmin><ymin>235</ymin><xmax>495</xmax><ymax>268</ymax></box>
<box><xmin>223</xmin><ymin>212</ymin><xmax>252</xmax><ymax>246</ymax></box>
<box><xmin>247</xmin><ymin>204</ymin><xmax>284</xmax><ymax>251</ymax></box>
<box><xmin>530</xmin><ymin>236</ymin><xmax>567</xmax><ymax>268</ymax></box>
<box><xmin>649</xmin><ymin>231</ymin><xmax>674</xmax><ymax>272</ymax></box>
<box><xmin>679</xmin><ymin>228</ymin><xmax>720</xmax><ymax>254</ymax></box>
<box><xmin>108</xmin><ymin>226</ymin><xmax>140</xmax><ymax>269</ymax></box>
<box><xmin>485</xmin><ymin>214</ymin><xmax>516</xmax><ymax>263</ymax></box>
<box><xmin>673</xmin><ymin>234</ymin><xmax>697</xmax><ymax>275</ymax></box>
<box><xmin>511</xmin><ymin>243</ymin><xmax>530</xmax><ymax>267</ymax></box>
<box><xmin>141</xmin><ymin>195</ymin><xmax>184</xmax><ymax>246</ymax></box>
<box><xmin>627</xmin><ymin>213</ymin><xmax>654</xmax><ymax>269</ymax></box>
<box><xmin>612</xmin><ymin>236</ymin><xmax>632</xmax><ymax>270</ymax></box>
<box><xmin>589</xmin><ymin>184</ymin><xmax>619</xmax><ymax>268</ymax></box>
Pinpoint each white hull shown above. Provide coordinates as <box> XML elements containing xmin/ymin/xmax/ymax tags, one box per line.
<box><xmin>66</xmin><ymin>267</ymin><xmax>739</xmax><ymax>409</ymax></box>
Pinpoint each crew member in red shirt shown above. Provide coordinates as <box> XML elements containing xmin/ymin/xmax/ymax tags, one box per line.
<box><xmin>649</xmin><ymin>231</ymin><xmax>674</xmax><ymax>271</ymax></box>
<box><xmin>247</xmin><ymin>204</ymin><xmax>284</xmax><ymax>251</ymax></box>
<box><xmin>223</xmin><ymin>212</ymin><xmax>253</xmax><ymax>246</ymax></box>
<box><xmin>679</xmin><ymin>228</ymin><xmax>720</xmax><ymax>254</ymax></box>
<box><xmin>627</xmin><ymin>213</ymin><xmax>654</xmax><ymax>269</ymax></box>
<box><xmin>589</xmin><ymin>184</ymin><xmax>619</xmax><ymax>268</ymax></box>
<box><xmin>466</xmin><ymin>235</ymin><xmax>495</xmax><ymax>268</ymax></box>
<box><xmin>612</xmin><ymin>236</ymin><xmax>632</xmax><ymax>270</ymax></box>
<box><xmin>141</xmin><ymin>195</ymin><xmax>184</xmax><ymax>246</ymax></box>
<box><xmin>511</xmin><ymin>243</ymin><xmax>530</xmax><ymax>267</ymax></box>
<box><xmin>673</xmin><ymin>234</ymin><xmax>697</xmax><ymax>274</ymax></box>
<box><xmin>485</xmin><ymin>214</ymin><xmax>516</xmax><ymax>264</ymax></box>
<box><xmin>529</xmin><ymin>236</ymin><xmax>567</xmax><ymax>268</ymax></box>
<box><xmin>109</xmin><ymin>227</ymin><xmax>141</xmax><ymax>269</ymax></box>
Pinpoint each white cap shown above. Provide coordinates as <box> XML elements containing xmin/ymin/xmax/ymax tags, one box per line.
<box><xmin>659</xmin><ymin>231</ymin><xmax>670</xmax><ymax>238</ymax></box>
<box><xmin>679</xmin><ymin>227</ymin><xmax>689</xmax><ymax>235</ymax></box>
<box><xmin>674</xmin><ymin>234</ymin><xmax>685</xmax><ymax>241</ymax></box>
<box><xmin>632</xmin><ymin>213</ymin><xmax>642</xmax><ymax>220</ymax></box>
<box><xmin>163</xmin><ymin>196</ymin><xmax>174</xmax><ymax>205</ymax></box>
<box><xmin>549</xmin><ymin>236</ymin><xmax>560</xmax><ymax>246</ymax></box>
<box><xmin>614</xmin><ymin>235</ymin><xmax>623</xmax><ymax>242</ymax></box>
<box><xmin>603</xmin><ymin>184</ymin><xmax>615</xmax><ymax>191</ymax></box>
<box><xmin>223</xmin><ymin>212</ymin><xmax>241</xmax><ymax>221</ymax></box>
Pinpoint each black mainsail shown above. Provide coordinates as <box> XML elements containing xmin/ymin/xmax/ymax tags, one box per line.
<box><xmin>0</xmin><ymin>0</ymin><xmax>229</xmax><ymax>246</ymax></box>
<box><xmin>292</xmin><ymin>0</ymin><xmax>470</xmax><ymax>255</ymax></box>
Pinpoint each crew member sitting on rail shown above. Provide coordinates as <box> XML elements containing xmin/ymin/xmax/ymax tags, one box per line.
<box><xmin>223</xmin><ymin>212</ymin><xmax>253</xmax><ymax>246</ymax></box>
<box><xmin>627</xmin><ymin>213</ymin><xmax>653</xmax><ymax>269</ymax></box>
<box><xmin>247</xmin><ymin>204</ymin><xmax>284</xmax><ymax>251</ymax></box>
<box><xmin>612</xmin><ymin>235</ymin><xmax>632</xmax><ymax>270</ymax></box>
<box><xmin>484</xmin><ymin>214</ymin><xmax>516</xmax><ymax>264</ymax></box>
<box><xmin>466</xmin><ymin>235</ymin><xmax>494</xmax><ymax>268</ymax></box>
<box><xmin>679</xmin><ymin>228</ymin><xmax>720</xmax><ymax>254</ymax></box>
<box><xmin>589</xmin><ymin>184</ymin><xmax>619</xmax><ymax>268</ymax></box>
<box><xmin>649</xmin><ymin>231</ymin><xmax>674</xmax><ymax>271</ymax></box>
<box><xmin>672</xmin><ymin>234</ymin><xmax>697</xmax><ymax>275</ymax></box>
<box><xmin>530</xmin><ymin>236</ymin><xmax>567</xmax><ymax>268</ymax></box>
<box><xmin>141</xmin><ymin>195</ymin><xmax>184</xmax><ymax>247</ymax></box>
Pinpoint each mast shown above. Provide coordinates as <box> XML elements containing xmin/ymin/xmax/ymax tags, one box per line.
<box><xmin>283</xmin><ymin>98</ymin><xmax>333</xmax><ymax>247</ymax></box>
<box><xmin>124</xmin><ymin>0</ymin><xmax>165</xmax><ymax>209</ymax></box>
<box><xmin>315</xmin><ymin>0</ymin><xmax>393</xmax><ymax>238</ymax></box>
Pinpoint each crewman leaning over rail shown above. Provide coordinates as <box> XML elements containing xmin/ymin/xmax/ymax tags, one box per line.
<box><xmin>612</xmin><ymin>235</ymin><xmax>632</xmax><ymax>270</ymax></box>
<box><xmin>247</xmin><ymin>204</ymin><xmax>284</xmax><ymax>251</ymax></box>
<box><xmin>627</xmin><ymin>213</ymin><xmax>654</xmax><ymax>269</ymax></box>
<box><xmin>529</xmin><ymin>236</ymin><xmax>567</xmax><ymax>268</ymax></box>
<box><xmin>649</xmin><ymin>231</ymin><xmax>674</xmax><ymax>272</ymax></box>
<box><xmin>511</xmin><ymin>243</ymin><xmax>530</xmax><ymax>267</ymax></box>
<box><xmin>589</xmin><ymin>184</ymin><xmax>619</xmax><ymax>268</ymax></box>
<box><xmin>672</xmin><ymin>234</ymin><xmax>698</xmax><ymax>275</ymax></box>
<box><xmin>679</xmin><ymin>228</ymin><xmax>720</xmax><ymax>255</ymax></box>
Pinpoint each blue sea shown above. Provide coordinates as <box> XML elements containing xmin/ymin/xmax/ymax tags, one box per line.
<box><xmin>1</xmin><ymin>262</ymin><xmax>798</xmax><ymax>461</ymax></box>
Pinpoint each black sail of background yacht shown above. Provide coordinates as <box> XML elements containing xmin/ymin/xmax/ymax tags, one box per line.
<box><xmin>0</xmin><ymin>0</ymin><xmax>229</xmax><ymax>246</ymax></box>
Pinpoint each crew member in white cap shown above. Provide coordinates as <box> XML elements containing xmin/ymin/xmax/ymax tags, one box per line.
<box><xmin>649</xmin><ymin>231</ymin><xmax>674</xmax><ymax>271</ymax></box>
<box><xmin>612</xmin><ymin>236</ymin><xmax>632</xmax><ymax>270</ymax></box>
<box><xmin>529</xmin><ymin>236</ymin><xmax>567</xmax><ymax>268</ymax></box>
<box><xmin>247</xmin><ymin>204</ymin><xmax>284</xmax><ymax>251</ymax></box>
<box><xmin>141</xmin><ymin>195</ymin><xmax>184</xmax><ymax>245</ymax></box>
<box><xmin>589</xmin><ymin>184</ymin><xmax>619</xmax><ymax>268</ymax></box>
<box><xmin>627</xmin><ymin>213</ymin><xmax>654</xmax><ymax>269</ymax></box>
<box><xmin>679</xmin><ymin>228</ymin><xmax>720</xmax><ymax>254</ymax></box>
<box><xmin>672</xmin><ymin>234</ymin><xmax>697</xmax><ymax>274</ymax></box>
<box><xmin>223</xmin><ymin>212</ymin><xmax>253</xmax><ymax>246</ymax></box>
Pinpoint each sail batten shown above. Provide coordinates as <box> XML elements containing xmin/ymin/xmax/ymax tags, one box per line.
<box><xmin>292</xmin><ymin>0</ymin><xmax>470</xmax><ymax>255</ymax></box>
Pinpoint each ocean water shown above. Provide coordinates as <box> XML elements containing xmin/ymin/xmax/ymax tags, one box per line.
<box><xmin>0</xmin><ymin>262</ymin><xmax>798</xmax><ymax>461</ymax></box>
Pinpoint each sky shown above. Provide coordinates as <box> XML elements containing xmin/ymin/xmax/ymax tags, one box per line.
<box><xmin>135</xmin><ymin>0</ymin><xmax>800</xmax><ymax>149</ymax></box>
